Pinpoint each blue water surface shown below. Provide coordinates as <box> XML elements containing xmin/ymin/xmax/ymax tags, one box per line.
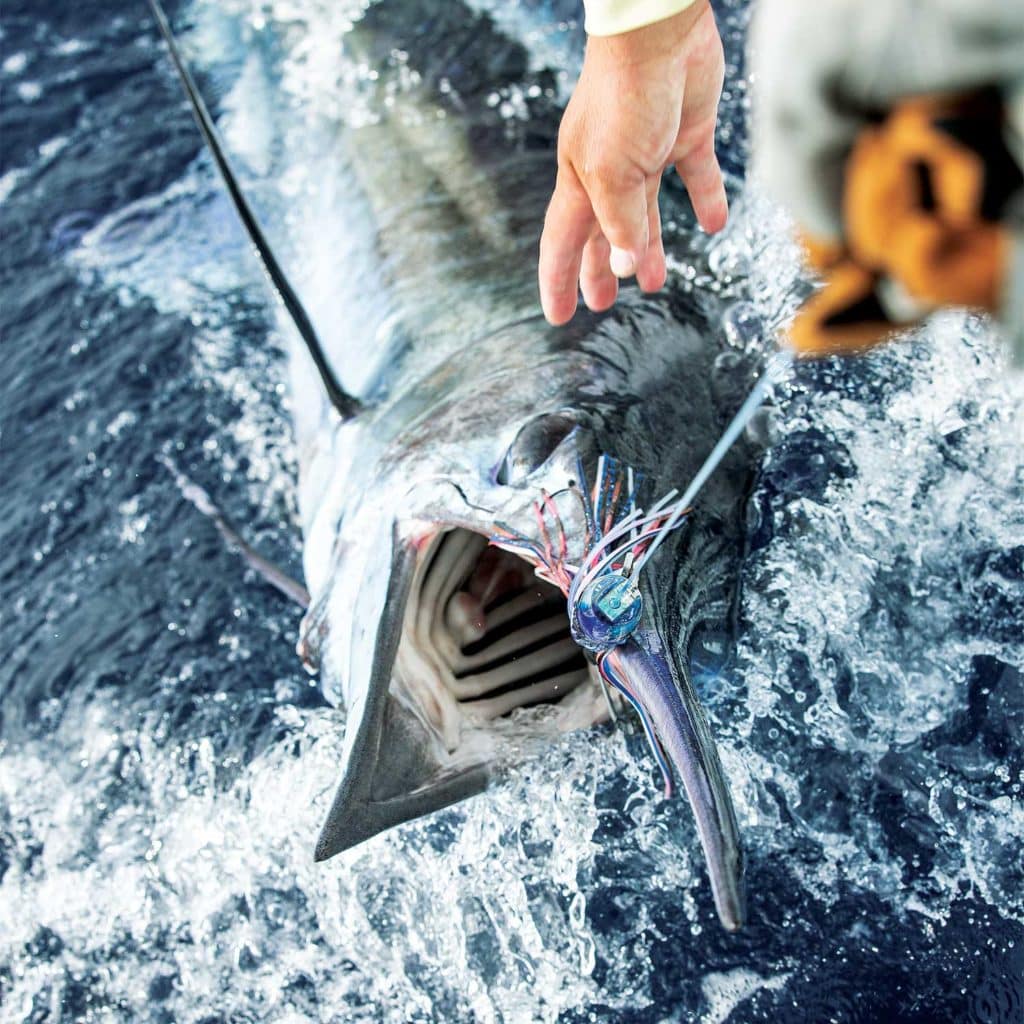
<box><xmin>2</xmin><ymin>2</ymin><xmax>1022</xmax><ymax>1022</ymax></box>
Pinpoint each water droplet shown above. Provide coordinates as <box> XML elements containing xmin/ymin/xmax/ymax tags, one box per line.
<box><xmin>723</xmin><ymin>302</ymin><xmax>764</xmax><ymax>351</ymax></box>
<box><xmin>708</xmin><ymin>241</ymin><xmax>748</xmax><ymax>280</ymax></box>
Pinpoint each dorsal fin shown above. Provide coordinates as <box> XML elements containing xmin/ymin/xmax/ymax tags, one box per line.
<box><xmin>146</xmin><ymin>0</ymin><xmax>363</xmax><ymax>420</ymax></box>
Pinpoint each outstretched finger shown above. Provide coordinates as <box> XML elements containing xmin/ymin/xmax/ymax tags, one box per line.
<box><xmin>636</xmin><ymin>179</ymin><xmax>667</xmax><ymax>293</ymax></box>
<box><xmin>675</xmin><ymin>127</ymin><xmax>728</xmax><ymax>234</ymax></box>
<box><xmin>539</xmin><ymin>167</ymin><xmax>595</xmax><ymax>324</ymax></box>
<box><xmin>580</xmin><ymin>231</ymin><xmax>619</xmax><ymax>312</ymax></box>
<box><xmin>673</xmin><ymin>9</ymin><xmax>729</xmax><ymax>234</ymax></box>
<box><xmin>585</xmin><ymin>163</ymin><xmax>650</xmax><ymax>279</ymax></box>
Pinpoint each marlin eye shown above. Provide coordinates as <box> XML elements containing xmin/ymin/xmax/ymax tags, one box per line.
<box><xmin>495</xmin><ymin>412</ymin><xmax>577</xmax><ymax>486</ymax></box>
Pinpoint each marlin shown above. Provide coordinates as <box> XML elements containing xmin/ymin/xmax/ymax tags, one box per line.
<box><xmin>150</xmin><ymin>0</ymin><xmax>766</xmax><ymax>930</ymax></box>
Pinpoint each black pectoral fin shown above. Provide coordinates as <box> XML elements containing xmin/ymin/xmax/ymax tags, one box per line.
<box><xmin>161</xmin><ymin>455</ymin><xmax>310</xmax><ymax>608</ymax></box>
<box><xmin>146</xmin><ymin>0</ymin><xmax>363</xmax><ymax>420</ymax></box>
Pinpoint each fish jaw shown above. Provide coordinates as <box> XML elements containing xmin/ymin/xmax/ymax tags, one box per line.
<box><xmin>604</xmin><ymin>634</ymin><xmax>746</xmax><ymax>932</ymax></box>
<box><xmin>311</xmin><ymin>520</ymin><xmax>608</xmax><ymax>862</ymax></box>
<box><xmin>311</xmin><ymin>528</ymin><xmax>480</xmax><ymax>860</ymax></box>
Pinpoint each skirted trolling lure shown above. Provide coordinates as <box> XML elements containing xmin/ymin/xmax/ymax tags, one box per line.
<box><xmin>490</xmin><ymin>453</ymin><xmax>695</xmax><ymax>797</ymax></box>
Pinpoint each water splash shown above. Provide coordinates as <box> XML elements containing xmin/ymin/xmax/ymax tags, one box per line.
<box><xmin>2</xmin><ymin>2</ymin><xmax>1022</xmax><ymax>1022</ymax></box>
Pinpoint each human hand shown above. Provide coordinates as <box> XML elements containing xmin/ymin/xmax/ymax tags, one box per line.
<box><xmin>539</xmin><ymin>0</ymin><xmax>728</xmax><ymax>325</ymax></box>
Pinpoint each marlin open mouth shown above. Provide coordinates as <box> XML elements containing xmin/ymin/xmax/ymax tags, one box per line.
<box><xmin>314</xmin><ymin>471</ymin><xmax>746</xmax><ymax>932</ymax></box>
<box><xmin>396</xmin><ymin>529</ymin><xmax>593</xmax><ymax>741</ymax></box>
<box><xmin>146</xmin><ymin>0</ymin><xmax>749</xmax><ymax>932</ymax></box>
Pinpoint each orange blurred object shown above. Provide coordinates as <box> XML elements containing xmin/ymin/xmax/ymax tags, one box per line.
<box><xmin>789</xmin><ymin>92</ymin><xmax>1020</xmax><ymax>358</ymax></box>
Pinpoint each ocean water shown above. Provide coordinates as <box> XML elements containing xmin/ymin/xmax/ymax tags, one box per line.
<box><xmin>1</xmin><ymin>2</ymin><xmax>1022</xmax><ymax>1022</ymax></box>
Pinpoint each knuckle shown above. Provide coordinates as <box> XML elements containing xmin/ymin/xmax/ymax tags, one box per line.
<box><xmin>674</xmin><ymin>123</ymin><xmax>717</xmax><ymax>162</ymax></box>
<box><xmin>575</xmin><ymin>152</ymin><xmax>622</xmax><ymax>183</ymax></box>
<box><xmin>583</xmin><ymin>155</ymin><xmax>642</xmax><ymax>195</ymax></box>
<box><xmin>555</xmin><ymin>133</ymin><xmax>577</xmax><ymax>168</ymax></box>
<box><xmin>551</xmin><ymin>274</ymin><xmax>580</xmax><ymax>299</ymax></box>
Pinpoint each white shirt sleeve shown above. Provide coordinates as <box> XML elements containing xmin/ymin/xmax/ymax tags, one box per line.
<box><xmin>583</xmin><ymin>0</ymin><xmax>699</xmax><ymax>37</ymax></box>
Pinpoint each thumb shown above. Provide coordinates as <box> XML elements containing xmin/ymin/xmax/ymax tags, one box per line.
<box><xmin>586</xmin><ymin>164</ymin><xmax>650</xmax><ymax>278</ymax></box>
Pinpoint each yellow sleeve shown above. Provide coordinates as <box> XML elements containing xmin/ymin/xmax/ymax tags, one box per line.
<box><xmin>583</xmin><ymin>0</ymin><xmax>699</xmax><ymax>37</ymax></box>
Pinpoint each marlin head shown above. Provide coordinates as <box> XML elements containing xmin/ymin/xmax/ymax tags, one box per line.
<box><xmin>302</xmin><ymin>301</ymin><xmax>759</xmax><ymax>932</ymax></box>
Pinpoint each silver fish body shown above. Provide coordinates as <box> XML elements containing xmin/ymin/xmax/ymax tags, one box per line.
<box><xmin>163</xmin><ymin>0</ymin><xmax>766</xmax><ymax>930</ymax></box>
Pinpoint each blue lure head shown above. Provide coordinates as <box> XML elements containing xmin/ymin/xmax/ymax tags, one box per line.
<box><xmin>570</xmin><ymin>572</ymin><xmax>644</xmax><ymax>653</ymax></box>
<box><xmin>491</xmin><ymin>453</ymin><xmax>678</xmax><ymax>656</ymax></box>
